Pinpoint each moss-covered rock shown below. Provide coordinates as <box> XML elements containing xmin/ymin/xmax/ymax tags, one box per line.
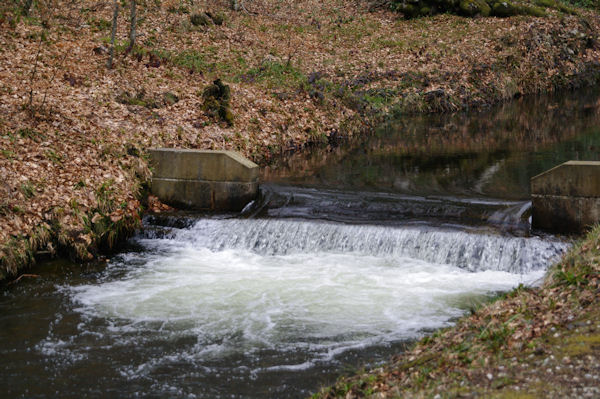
<box><xmin>390</xmin><ymin>0</ymin><xmax>558</xmax><ymax>18</ymax></box>
<box><xmin>535</xmin><ymin>0</ymin><xmax>577</xmax><ymax>14</ymax></box>
<box><xmin>520</xmin><ymin>4</ymin><xmax>547</xmax><ymax>16</ymax></box>
<box><xmin>202</xmin><ymin>79</ymin><xmax>234</xmax><ymax>126</ymax></box>
<box><xmin>116</xmin><ymin>90</ymin><xmax>159</xmax><ymax>109</ymax></box>
<box><xmin>492</xmin><ymin>0</ymin><xmax>518</xmax><ymax>16</ymax></box>
<box><xmin>163</xmin><ymin>91</ymin><xmax>179</xmax><ymax>106</ymax></box>
<box><xmin>460</xmin><ymin>0</ymin><xmax>491</xmax><ymax>16</ymax></box>
<box><xmin>205</xmin><ymin>11</ymin><xmax>225</xmax><ymax>25</ymax></box>
<box><xmin>190</xmin><ymin>11</ymin><xmax>225</xmax><ymax>27</ymax></box>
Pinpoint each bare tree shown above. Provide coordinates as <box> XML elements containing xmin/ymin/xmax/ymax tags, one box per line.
<box><xmin>128</xmin><ymin>0</ymin><xmax>136</xmax><ymax>51</ymax></box>
<box><xmin>107</xmin><ymin>0</ymin><xmax>119</xmax><ymax>69</ymax></box>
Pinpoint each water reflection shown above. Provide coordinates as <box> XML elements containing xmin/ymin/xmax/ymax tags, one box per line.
<box><xmin>264</xmin><ymin>88</ymin><xmax>600</xmax><ymax>200</ymax></box>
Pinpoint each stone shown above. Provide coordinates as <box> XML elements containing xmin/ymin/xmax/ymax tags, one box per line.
<box><xmin>190</xmin><ymin>13</ymin><xmax>212</xmax><ymax>26</ymax></box>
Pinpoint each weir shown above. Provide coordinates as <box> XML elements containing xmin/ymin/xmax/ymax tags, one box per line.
<box><xmin>142</xmin><ymin>218</ymin><xmax>568</xmax><ymax>273</ymax></box>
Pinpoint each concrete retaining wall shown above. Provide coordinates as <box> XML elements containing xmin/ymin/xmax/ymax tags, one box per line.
<box><xmin>149</xmin><ymin>149</ymin><xmax>259</xmax><ymax>211</ymax></box>
<box><xmin>531</xmin><ymin>161</ymin><xmax>600</xmax><ymax>233</ymax></box>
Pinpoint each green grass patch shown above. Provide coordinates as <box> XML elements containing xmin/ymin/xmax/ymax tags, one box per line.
<box><xmin>238</xmin><ymin>61</ymin><xmax>306</xmax><ymax>90</ymax></box>
<box><xmin>19</xmin><ymin>181</ymin><xmax>35</xmax><ymax>199</ymax></box>
<box><xmin>17</xmin><ymin>127</ymin><xmax>45</xmax><ymax>141</ymax></box>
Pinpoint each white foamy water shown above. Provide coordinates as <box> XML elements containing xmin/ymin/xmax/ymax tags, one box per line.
<box><xmin>64</xmin><ymin>218</ymin><xmax>566</xmax><ymax>376</ymax></box>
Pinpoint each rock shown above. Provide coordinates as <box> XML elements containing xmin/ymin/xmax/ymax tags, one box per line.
<box><xmin>163</xmin><ymin>92</ymin><xmax>179</xmax><ymax>106</ymax></box>
<box><xmin>93</xmin><ymin>45</ymin><xmax>109</xmax><ymax>55</ymax></box>
<box><xmin>492</xmin><ymin>1</ymin><xmax>517</xmax><ymax>16</ymax></box>
<box><xmin>202</xmin><ymin>79</ymin><xmax>234</xmax><ymax>126</ymax></box>
<box><xmin>460</xmin><ymin>0</ymin><xmax>491</xmax><ymax>16</ymax></box>
<box><xmin>205</xmin><ymin>11</ymin><xmax>225</xmax><ymax>25</ymax></box>
<box><xmin>190</xmin><ymin>13</ymin><xmax>212</xmax><ymax>26</ymax></box>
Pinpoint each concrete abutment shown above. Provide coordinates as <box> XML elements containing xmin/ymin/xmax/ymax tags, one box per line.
<box><xmin>531</xmin><ymin>161</ymin><xmax>600</xmax><ymax>234</ymax></box>
<box><xmin>149</xmin><ymin>149</ymin><xmax>259</xmax><ymax>211</ymax></box>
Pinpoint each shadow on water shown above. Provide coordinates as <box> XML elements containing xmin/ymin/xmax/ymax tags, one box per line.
<box><xmin>2</xmin><ymin>88</ymin><xmax>600</xmax><ymax>399</ymax></box>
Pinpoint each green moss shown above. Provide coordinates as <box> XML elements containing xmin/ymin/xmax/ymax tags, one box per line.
<box><xmin>460</xmin><ymin>0</ymin><xmax>492</xmax><ymax>16</ymax></box>
<box><xmin>202</xmin><ymin>79</ymin><xmax>234</xmax><ymax>126</ymax></box>
<box><xmin>238</xmin><ymin>60</ymin><xmax>306</xmax><ymax>90</ymax></box>
<box><xmin>517</xmin><ymin>4</ymin><xmax>547</xmax><ymax>15</ymax></box>
<box><xmin>561</xmin><ymin>333</ymin><xmax>600</xmax><ymax>356</ymax></box>
<box><xmin>492</xmin><ymin>1</ymin><xmax>519</xmax><ymax>16</ymax></box>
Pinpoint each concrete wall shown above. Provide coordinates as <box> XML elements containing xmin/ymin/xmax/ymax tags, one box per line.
<box><xmin>149</xmin><ymin>149</ymin><xmax>259</xmax><ymax>211</ymax></box>
<box><xmin>531</xmin><ymin>161</ymin><xmax>600</xmax><ymax>233</ymax></box>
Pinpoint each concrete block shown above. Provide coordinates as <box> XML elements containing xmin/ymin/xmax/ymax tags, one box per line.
<box><xmin>531</xmin><ymin>161</ymin><xmax>600</xmax><ymax>233</ymax></box>
<box><xmin>531</xmin><ymin>161</ymin><xmax>600</xmax><ymax>197</ymax></box>
<box><xmin>149</xmin><ymin>149</ymin><xmax>259</xmax><ymax>182</ymax></box>
<box><xmin>151</xmin><ymin>178</ymin><xmax>258</xmax><ymax>211</ymax></box>
<box><xmin>148</xmin><ymin>149</ymin><xmax>259</xmax><ymax>211</ymax></box>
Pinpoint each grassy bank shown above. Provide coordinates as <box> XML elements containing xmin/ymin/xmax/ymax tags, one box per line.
<box><xmin>312</xmin><ymin>225</ymin><xmax>600</xmax><ymax>398</ymax></box>
<box><xmin>1</xmin><ymin>0</ymin><xmax>600</xmax><ymax>278</ymax></box>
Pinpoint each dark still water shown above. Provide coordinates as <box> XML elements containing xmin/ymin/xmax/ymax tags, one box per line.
<box><xmin>2</xmin><ymin>88</ymin><xmax>600</xmax><ymax>399</ymax></box>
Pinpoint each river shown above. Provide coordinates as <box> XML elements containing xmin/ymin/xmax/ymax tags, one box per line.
<box><xmin>2</xmin><ymin>88</ymin><xmax>600</xmax><ymax>398</ymax></box>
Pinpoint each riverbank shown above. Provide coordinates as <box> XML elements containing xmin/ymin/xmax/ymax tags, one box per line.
<box><xmin>312</xmin><ymin>225</ymin><xmax>600</xmax><ymax>398</ymax></box>
<box><xmin>1</xmin><ymin>0</ymin><xmax>600</xmax><ymax>277</ymax></box>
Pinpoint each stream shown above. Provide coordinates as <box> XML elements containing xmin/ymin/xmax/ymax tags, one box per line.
<box><xmin>3</xmin><ymin>88</ymin><xmax>600</xmax><ymax>398</ymax></box>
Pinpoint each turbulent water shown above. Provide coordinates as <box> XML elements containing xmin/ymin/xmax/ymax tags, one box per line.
<box><xmin>26</xmin><ymin>218</ymin><xmax>564</xmax><ymax>398</ymax></box>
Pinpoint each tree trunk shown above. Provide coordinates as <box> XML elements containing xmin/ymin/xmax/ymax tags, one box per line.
<box><xmin>22</xmin><ymin>0</ymin><xmax>34</xmax><ymax>16</ymax></box>
<box><xmin>129</xmin><ymin>0</ymin><xmax>136</xmax><ymax>50</ymax></box>
<box><xmin>107</xmin><ymin>0</ymin><xmax>119</xmax><ymax>69</ymax></box>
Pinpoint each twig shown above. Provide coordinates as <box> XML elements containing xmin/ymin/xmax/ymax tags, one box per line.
<box><xmin>27</xmin><ymin>33</ymin><xmax>44</xmax><ymax>112</ymax></box>
<box><xmin>39</xmin><ymin>51</ymin><xmax>68</xmax><ymax>113</ymax></box>
<box><xmin>8</xmin><ymin>274</ymin><xmax>40</xmax><ymax>285</ymax></box>
<box><xmin>107</xmin><ymin>0</ymin><xmax>119</xmax><ymax>69</ymax></box>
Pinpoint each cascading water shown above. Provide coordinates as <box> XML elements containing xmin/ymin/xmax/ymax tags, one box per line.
<box><xmin>35</xmin><ymin>217</ymin><xmax>566</xmax><ymax>398</ymax></box>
